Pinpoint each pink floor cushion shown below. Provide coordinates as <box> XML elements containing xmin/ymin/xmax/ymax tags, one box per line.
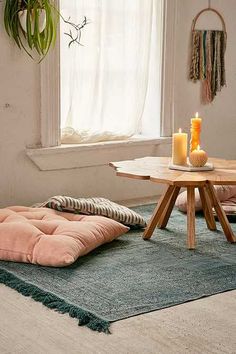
<box><xmin>175</xmin><ymin>185</ymin><xmax>236</xmax><ymax>214</ymax></box>
<box><xmin>0</xmin><ymin>206</ymin><xmax>129</xmax><ymax>267</ymax></box>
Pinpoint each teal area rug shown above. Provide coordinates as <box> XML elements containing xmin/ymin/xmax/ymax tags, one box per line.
<box><xmin>0</xmin><ymin>205</ymin><xmax>236</xmax><ymax>333</ymax></box>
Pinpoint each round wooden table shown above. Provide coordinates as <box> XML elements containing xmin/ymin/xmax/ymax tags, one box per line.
<box><xmin>110</xmin><ymin>157</ymin><xmax>236</xmax><ymax>249</ymax></box>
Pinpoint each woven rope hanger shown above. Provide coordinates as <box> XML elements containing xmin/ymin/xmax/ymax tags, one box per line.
<box><xmin>191</xmin><ymin>0</ymin><xmax>226</xmax><ymax>33</ymax></box>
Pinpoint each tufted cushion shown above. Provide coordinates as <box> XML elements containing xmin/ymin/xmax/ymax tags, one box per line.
<box><xmin>175</xmin><ymin>185</ymin><xmax>236</xmax><ymax>214</ymax></box>
<box><xmin>37</xmin><ymin>196</ymin><xmax>147</xmax><ymax>228</ymax></box>
<box><xmin>0</xmin><ymin>206</ymin><xmax>129</xmax><ymax>267</ymax></box>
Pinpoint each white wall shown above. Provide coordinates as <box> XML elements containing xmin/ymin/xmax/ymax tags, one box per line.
<box><xmin>0</xmin><ymin>0</ymin><xmax>236</xmax><ymax>207</ymax></box>
<box><xmin>174</xmin><ymin>0</ymin><xmax>236</xmax><ymax>159</ymax></box>
<box><xmin>0</xmin><ymin>0</ymin><xmax>170</xmax><ymax>207</ymax></box>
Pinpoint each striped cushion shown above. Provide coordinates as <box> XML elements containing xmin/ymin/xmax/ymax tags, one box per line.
<box><xmin>38</xmin><ymin>196</ymin><xmax>147</xmax><ymax>228</ymax></box>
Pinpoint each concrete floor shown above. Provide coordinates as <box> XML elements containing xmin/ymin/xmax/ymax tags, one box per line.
<box><xmin>0</xmin><ymin>285</ymin><xmax>236</xmax><ymax>354</ymax></box>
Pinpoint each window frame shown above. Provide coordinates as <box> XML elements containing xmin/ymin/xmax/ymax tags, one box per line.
<box><xmin>40</xmin><ymin>0</ymin><xmax>176</xmax><ymax>148</ymax></box>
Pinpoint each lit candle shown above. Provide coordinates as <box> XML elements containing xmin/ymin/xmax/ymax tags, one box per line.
<box><xmin>172</xmin><ymin>128</ymin><xmax>188</xmax><ymax>165</ymax></box>
<box><xmin>190</xmin><ymin>112</ymin><xmax>202</xmax><ymax>152</ymax></box>
<box><xmin>189</xmin><ymin>145</ymin><xmax>208</xmax><ymax>167</ymax></box>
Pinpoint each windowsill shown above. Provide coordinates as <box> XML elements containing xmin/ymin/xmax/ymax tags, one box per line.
<box><xmin>26</xmin><ymin>136</ymin><xmax>171</xmax><ymax>171</ymax></box>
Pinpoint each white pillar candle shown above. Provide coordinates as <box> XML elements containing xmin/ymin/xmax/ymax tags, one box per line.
<box><xmin>172</xmin><ymin>128</ymin><xmax>188</xmax><ymax>165</ymax></box>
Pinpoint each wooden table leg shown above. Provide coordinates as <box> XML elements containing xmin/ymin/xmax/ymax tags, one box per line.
<box><xmin>158</xmin><ymin>186</ymin><xmax>181</xmax><ymax>229</ymax></box>
<box><xmin>187</xmin><ymin>186</ymin><xmax>196</xmax><ymax>249</ymax></box>
<box><xmin>143</xmin><ymin>185</ymin><xmax>175</xmax><ymax>240</ymax></box>
<box><xmin>198</xmin><ymin>186</ymin><xmax>217</xmax><ymax>231</ymax></box>
<box><xmin>206</xmin><ymin>182</ymin><xmax>236</xmax><ymax>243</ymax></box>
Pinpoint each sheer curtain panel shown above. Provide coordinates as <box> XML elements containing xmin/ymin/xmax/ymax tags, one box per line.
<box><xmin>60</xmin><ymin>0</ymin><xmax>163</xmax><ymax>144</ymax></box>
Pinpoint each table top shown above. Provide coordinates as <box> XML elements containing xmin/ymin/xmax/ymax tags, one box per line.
<box><xmin>110</xmin><ymin>157</ymin><xmax>236</xmax><ymax>186</ymax></box>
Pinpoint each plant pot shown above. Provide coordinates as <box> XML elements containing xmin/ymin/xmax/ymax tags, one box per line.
<box><xmin>18</xmin><ymin>9</ymin><xmax>46</xmax><ymax>33</ymax></box>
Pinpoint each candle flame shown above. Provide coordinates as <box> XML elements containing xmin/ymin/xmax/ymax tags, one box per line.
<box><xmin>197</xmin><ymin>145</ymin><xmax>200</xmax><ymax>151</ymax></box>
<box><xmin>195</xmin><ymin>112</ymin><xmax>199</xmax><ymax>118</ymax></box>
<box><xmin>178</xmin><ymin>128</ymin><xmax>182</xmax><ymax>133</ymax></box>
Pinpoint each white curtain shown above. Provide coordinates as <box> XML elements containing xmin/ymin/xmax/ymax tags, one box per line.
<box><xmin>60</xmin><ymin>0</ymin><xmax>162</xmax><ymax>144</ymax></box>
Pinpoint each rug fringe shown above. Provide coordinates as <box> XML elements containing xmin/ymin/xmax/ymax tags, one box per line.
<box><xmin>0</xmin><ymin>268</ymin><xmax>111</xmax><ymax>334</ymax></box>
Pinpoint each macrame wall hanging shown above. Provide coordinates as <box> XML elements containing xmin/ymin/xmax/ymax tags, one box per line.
<box><xmin>189</xmin><ymin>0</ymin><xmax>227</xmax><ymax>104</ymax></box>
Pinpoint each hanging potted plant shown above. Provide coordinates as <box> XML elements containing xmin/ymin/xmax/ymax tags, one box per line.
<box><xmin>18</xmin><ymin>5</ymin><xmax>47</xmax><ymax>34</ymax></box>
<box><xmin>4</xmin><ymin>0</ymin><xmax>88</xmax><ymax>61</ymax></box>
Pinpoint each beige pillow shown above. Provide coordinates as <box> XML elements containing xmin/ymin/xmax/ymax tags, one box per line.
<box><xmin>175</xmin><ymin>185</ymin><xmax>236</xmax><ymax>213</ymax></box>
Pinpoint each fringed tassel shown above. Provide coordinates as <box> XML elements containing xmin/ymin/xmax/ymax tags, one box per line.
<box><xmin>0</xmin><ymin>268</ymin><xmax>111</xmax><ymax>334</ymax></box>
<box><xmin>216</xmin><ymin>31</ymin><xmax>222</xmax><ymax>93</ymax></box>
<box><xmin>190</xmin><ymin>29</ymin><xmax>226</xmax><ymax>103</ymax></box>
<box><xmin>199</xmin><ymin>31</ymin><xmax>207</xmax><ymax>81</ymax></box>
<box><xmin>189</xmin><ymin>31</ymin><xmax>200</xmax><ymax>81</ymax></box>
<box><xmin>220</xmin><ymin>31</ymin><xmax>227</xmax><ymax>87</ymax></box>
<box><xmin>202</xmin><ymin>31</ymin><xmax>213</xmax><ymax>103</ymax></box>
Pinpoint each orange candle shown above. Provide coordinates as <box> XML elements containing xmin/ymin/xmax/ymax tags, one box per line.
<box><xmin>190</xmin><ymin>112</ymin><xmax>202</xmax><ymax>152</ymax></box>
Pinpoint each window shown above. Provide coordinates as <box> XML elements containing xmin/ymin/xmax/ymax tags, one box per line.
<box><xmin>40</xmin><ymin>0</ymin><xmax>176</xmax><ymax>148</ymax></box>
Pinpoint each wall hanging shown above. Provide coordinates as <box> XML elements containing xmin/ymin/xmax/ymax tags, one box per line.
<box><xmin>4</xmin><ymin>0</ymin><xmax>88</xmax><ymax>61</ymax></box>
<box><xmin>189</xmin><ymin>1</ymin><xmax>227</xmax><ymax>103</ymax></box>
